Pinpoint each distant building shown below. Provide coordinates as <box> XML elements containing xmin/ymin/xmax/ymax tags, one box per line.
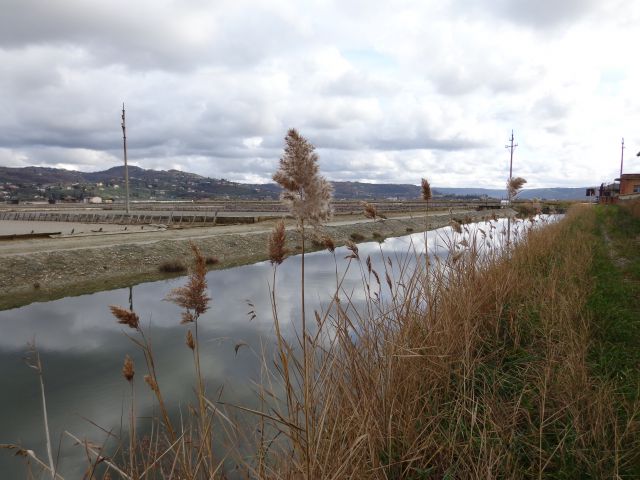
<box><xmin>598</xmin><ymin>182</ymin><xmax>620</xmax><ymax>204</ymax></box>
<box><xmin>596</xmin><ymin>173</ymin><xmax>640</xmax><ymax>204</ymax></box>
<box><xmin>620</xmin><ymin>173</ymin><xmax>640</xmax><ymax>196</ymax></box>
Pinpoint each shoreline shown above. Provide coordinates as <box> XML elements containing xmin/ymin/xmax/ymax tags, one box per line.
<box><xmin>0</xmin><ymin>209</ymin><xmax>509</xmax><ymax>310</ymax></box>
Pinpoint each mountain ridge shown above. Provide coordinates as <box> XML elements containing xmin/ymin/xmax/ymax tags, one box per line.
<box><xmin>0</xmin><ymin>166</ymin><xmax>589</xmax><ymax>201</ymax></box>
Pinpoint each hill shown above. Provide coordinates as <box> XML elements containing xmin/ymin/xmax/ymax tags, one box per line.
<box><xmin>0</xmin><ymin>166</ymin><xmax>589</xmax><ymax>201</ymax></box>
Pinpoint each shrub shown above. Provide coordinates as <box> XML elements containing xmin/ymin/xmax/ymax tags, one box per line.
<box><xmin>205</xmin><ymin>256</ymin><xmax>220</xmax><ymax>266</ymax></box>
<box><xmin>158</xmin><ymin>260</ymin><xmax>186</xmax><ymax>273</ymax></box>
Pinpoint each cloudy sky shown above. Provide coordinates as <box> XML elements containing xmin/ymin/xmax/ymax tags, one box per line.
<box><xmin>1</xmin><ymin>0</ymin><xmax>639</xmax><ymax>188</ymax></box>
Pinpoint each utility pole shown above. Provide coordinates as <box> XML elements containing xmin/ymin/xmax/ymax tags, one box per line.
<box><xmin>121</xmin><ymin>103</ymin><xmax>130</xmax><ymax>214</ymax></box>
<box><xmin>504</xmin><ymin>130</ymin><xmax>518</xmax><ymax>249</ymax></box>
<box><xmin>505</xmin><ymin>130</ymin><xmax>518</xmax><ymax>199</ymax></box>
<box><xmin>619</xmin><ymin>137</ymin><xmax>625</xmax><ymax>179</ymax></box>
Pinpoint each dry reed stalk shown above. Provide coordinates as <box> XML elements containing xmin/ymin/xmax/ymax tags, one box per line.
<box><xmin>24</xmin><ymin>344</ymin><xmax>56</xmax><ymax>480</ymax></box>
<box><xmin>165</xmin><ymin>242</ymin><xmax>215</xmax><ymax>476</ymax></box>
<box><xmin>268</xmin><ymin>220</ymin><xmax>287</xmax><ymax>265</ymax></box>
<box><xmin>272</xmin><ymin>128</ymin><xmax>333</xmax><ymax>479</ymax></box>
<box><xmin>121</xmin><ymin>355</ymin><xmax>137</xmax><ymax>476</ymax></box>
<box><xmin>250</xmin><ymin>206</ymin><xmax>638</xmax><ymax>478</ymax></box>
<box><xmin>362</xmin><ymin>201</ymin><xmax>378</xmax><ymax>221</ymax></box>
<box><xmin>505</xmin><ymin>176</ymin><xmax>527</xmax><ymax>249</ymax></box>
<box><xmin>422</xmin><ymin>177</ymin><xmax>432</xmax><ymax>270</ymax></box>
<box><xmin>109</xmin><ymin>303</ymin><xmax>185</xmax><ymax>477</ymax></box>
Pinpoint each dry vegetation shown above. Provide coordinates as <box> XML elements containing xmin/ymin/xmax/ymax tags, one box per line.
<box><xmin>8</xmin><ymin>131</ymin><xmax>640</xmax><ymax>478</ymax></box>
<box><xmin>246</xmin><ymin>205</ymin><xmax>639</xmax><ymax>479</ymax></box>
<box><xmin>11</xmin><ymin>203</ymin><xmax>639</xmax><ymax>479</ymax></box>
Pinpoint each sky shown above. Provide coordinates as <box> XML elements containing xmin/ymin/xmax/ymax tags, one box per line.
<box><xmin>1</xmin><ymin>0</ymin><xmax>639</xmax><ymax>189</ymax></box>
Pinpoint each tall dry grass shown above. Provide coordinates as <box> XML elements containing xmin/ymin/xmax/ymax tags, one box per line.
<box><xmin>622</xmin><ymin>197</ymin><xmax>640</xmax><ymax>218</ymax></box>
<box><xmin>248</xmin><ymin>205</ymin><xmax>639</xmax><ymax>478</ymax></box>
<box><xmin>13</xmin><ymin>147</ymin><xmax>639</xmax><ymax>477</ymax></box>
<box><xmin>15</xmin><ymin>205</ymin><xmax>639</xmax><ymax>478</ymax></box>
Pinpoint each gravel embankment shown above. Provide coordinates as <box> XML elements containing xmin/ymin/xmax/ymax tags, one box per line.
<box><xmin>0</xmin><ymin>210</ymin><xmax>507</xmax><ymax>310</ymax></box>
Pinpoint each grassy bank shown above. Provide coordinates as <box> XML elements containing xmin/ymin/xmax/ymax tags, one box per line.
<box><xmin>11</xmin><ymin>204</ymin><xmax>640</xmax><ymax>478</ymax></box>
<box><xmin>254</xmin><ymin>204</ymin><xmax>640</xmax><ymax>478</ymax></box>
<box><xmin>588</xmin><ymin>202</ymin><xmax>640</xmax><ymax>433</ymax></box>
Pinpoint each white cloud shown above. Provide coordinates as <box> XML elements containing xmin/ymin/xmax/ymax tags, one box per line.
<box><xmin>1</xmin><ymin>0</ymin><xmax>640</xmax><ymax>188</ymax></box>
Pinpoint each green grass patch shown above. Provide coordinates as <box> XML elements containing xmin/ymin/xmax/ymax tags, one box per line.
<box><xmin>588</xmin><ymin>206</ymin><xmax>640</xmax><ymax>397</ymax></box>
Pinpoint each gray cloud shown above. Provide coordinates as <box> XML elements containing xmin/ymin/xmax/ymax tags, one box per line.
<box><xmin>0</xmin><ymin>0</ymin><xmax>638</xmax><ymax>189</ymax></box>
<box><xmin>460</xmin><ymin>0</ymin><xmax>600</xmax><ymax>29</ymax></box>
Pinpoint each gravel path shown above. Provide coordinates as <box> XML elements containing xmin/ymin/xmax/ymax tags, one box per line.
<box><xmin>0</xmin><ymin>209</ymin><xmax>507</xmax><ymax>310</ymax></box>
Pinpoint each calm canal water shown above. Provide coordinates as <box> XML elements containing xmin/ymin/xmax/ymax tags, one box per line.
<box><xmin>0</xmin><ymin>216</ymin><xmax>544</xmax><ymax>477</ymax></box>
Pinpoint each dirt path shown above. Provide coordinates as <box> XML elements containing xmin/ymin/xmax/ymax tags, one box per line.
<box><xmin>0</xmin><ymin>209</ymin><xmax>508</xmax><ymax>310</ymax></box>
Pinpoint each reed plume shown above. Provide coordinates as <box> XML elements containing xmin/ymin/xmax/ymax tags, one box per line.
<box><xmin>506</xmin><ymin>177</ymin><xmax>526</xmax><ymax>247</ymax></box>
<box><xmin>144</xmin><ymin>374</ymin><xmax>158</xmax><ymax>393</ymax></box>
<box><xmin>272</xmin><ymin>128</ymin><xmax>333</xmax><ymax>479</ymax></box>
<box><xmin>421</xmin><ymin>177</ymin><xmax>432</xmax><ymax>201</ymax></box>
<box><xmin>110</xmin><ymin>306</ymin><xmax>139</xmax><ymax>330</ymax></box>
<box><xmin>268</xmin><ymin>220</ymin><xmax>288</xmax><ymax>265</ymax></box>
<box><xmin>507</xmin><ymin>176</ymin><xmax>527</xmax><ymax>199</ymax></box>
<box><xmin>345</xmin><ymin>240</ymin><xmax>359</xmax><ymax>259</ymax></box>
<box><xmin>273</xmin><ymin>128</ymin><xmax>333</xmax><ymax>226</ymax></box>
<box><xmin>166</xmin><ymin>243</ymin><xmax>214</xmax><ymax>471</ymax></box>
<box><xmin>362</xmin><ymin>202</ymin><xmax>378</xmax><ymax>221</ymax></box>
<box><xmin>122</xmin><ymin>355</ymin><xmax>134</xmax><ymax>382</ymax></box>
<box><xmin>185</xmin><ymin>329</ymin><xmax>195</xmax><ymax>350</ymax></box>
<box><xmin>322</xmin><ymin>234</ymin><xmax>335</xmax><ymax>253</ymax></box>
<box><xmin>165</xmin><ymin>243</ymin><xmax>210</xmax><ymax>324</ymax></box>
<box><xmin>450</xmin><ymin>220</ymin><xmax>463</xmax><ymax>234</ymax></box>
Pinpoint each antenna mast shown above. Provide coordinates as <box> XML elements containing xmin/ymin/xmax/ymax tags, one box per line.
<box><xmin>121</xmin><ymin>103</ymin><xmax>130</xmax><ymax>214</ymax></box>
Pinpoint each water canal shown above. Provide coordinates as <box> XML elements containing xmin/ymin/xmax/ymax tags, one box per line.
<box><xmin>0</xmin><ymin>216</ymin><xmax>551</xmax><ymax>477</ymax></box>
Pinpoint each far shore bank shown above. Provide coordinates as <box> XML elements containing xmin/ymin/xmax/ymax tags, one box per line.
<box><xmin>0</xmin><ymin>209</ymin><xmax>512</xmax><ymax>310</ymax></box>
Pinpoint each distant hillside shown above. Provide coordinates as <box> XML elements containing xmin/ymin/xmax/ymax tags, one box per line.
<box><xmin>0</xmin><ymin>166</ymin><xmax>589</xmax><ymax>201</ymax></box>
<box><xmin>0</xmin><ymin>166</ymin><xmax>86</xmax><ymax>184</ymax></box>
<box><xmin>81</xmin><ymin>166</ymin><xmax>206</xmax><ymax>184</ymax></box>
<box><xmin>332</xmin><ymin>181</ymin><xmax>420</xmax><ymax>199</ymax></box>
<box><xmin>434</xmin><ymin>187</ymin><xmax>589</xmax><ymax>201</ymax></box>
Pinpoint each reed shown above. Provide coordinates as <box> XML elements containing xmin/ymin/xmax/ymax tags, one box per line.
<box><xmin>14</xmin><ymin>193</ymin><xmax>640</xmax><ymax>478</ymax></box>
<box><xmin>247</xmin><ymin>205</ymin><xmax>640</xmax><ymax>478</ymax></box>
<box><xmin>362</xmin><ymin>201</ymin><xmax>379</xmax><ymax>221</ymax></box>
<box><xmin>272</xmin><ymin>128</ymin><xmax>333</xmax><ymax>479</ymax></box>
<box><xmin>421</xmin><ymin>177</ymin><xmax>432</xmax><ymax>268</ymax></box>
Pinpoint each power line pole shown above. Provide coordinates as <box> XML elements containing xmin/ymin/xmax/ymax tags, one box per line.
<box><xmin>504</xmin><ymin>130</ymin><xmax>518</xmax><ymax>248</ymax></box>
<box><xmin>121</xmin><ymin>103</ymin><xmax>130</xmax><ymax>215</ymax></box>
<box><xmin>505</xmin><ymin>130</ymin><xmax>518</xmax><ymax>199</ymax></box>
<box><xmin>620</xmin><ymin>137</ymin><xmax>625</xmax><ymax>179</ymax></box>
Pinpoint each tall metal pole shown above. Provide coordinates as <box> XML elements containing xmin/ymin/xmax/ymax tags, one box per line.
<box><xmin>504</xmin><ymin>130</ymin><xmax>518</xmax><ymax>248</ymax></box>
<box><xmin>505</xmin><ymin>130</ymin><xmax>518</xmax><ymax>200</ymax></box>
<box><xmin>620</xmin><ymin>137</ymin><xmax>625</xmax><ymax>179</ymax></box>
<box><xmin>121</xmin><ymin>103</ymin><xmax>130</xmax><ymax>214</ymax></box>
